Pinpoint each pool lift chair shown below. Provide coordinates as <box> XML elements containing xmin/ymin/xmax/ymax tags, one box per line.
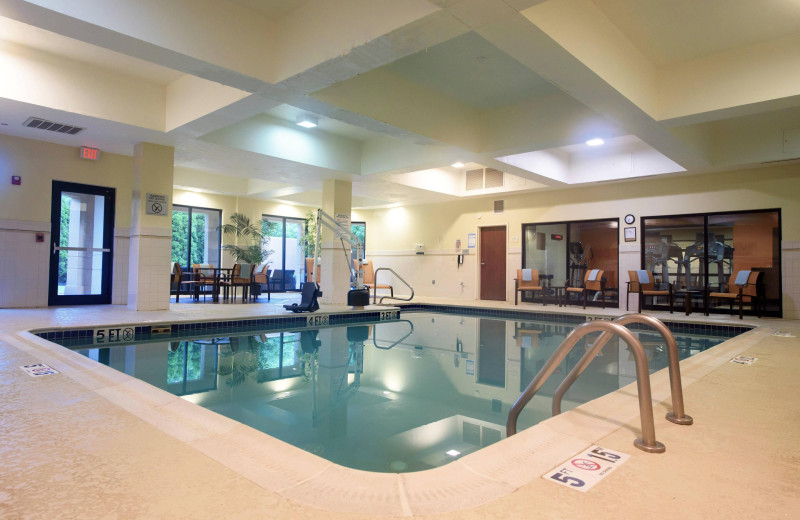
<box><xmin>305</xmin><ymin>209</ymin><xmax>370</xmax><ymax>310</ymax></box>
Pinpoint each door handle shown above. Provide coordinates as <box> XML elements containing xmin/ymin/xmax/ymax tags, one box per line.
<box><xmin>54</xmin><ymin>244</ymin><xmax>111</xmax><ymax>254</ymax></box>
<box><xmin>481</xmin><ymin>262</ymin><xmax>486</xmax><ymax>266</ymax></box>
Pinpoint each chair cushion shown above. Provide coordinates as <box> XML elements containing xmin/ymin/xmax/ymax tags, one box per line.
<box><xmin>734</xmin><ymin>270</ymin><xmax>751</xmax><ymax>286</ymax></box>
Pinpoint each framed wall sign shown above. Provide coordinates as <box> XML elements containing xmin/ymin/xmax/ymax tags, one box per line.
<box><xmin>624</xmin><ymin>227</ymin><xmax>636</xmax><ymax>242</ymax></box>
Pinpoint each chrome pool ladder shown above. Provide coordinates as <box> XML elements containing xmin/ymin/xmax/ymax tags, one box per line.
<box><xmin>506</xmin><ymin>314</ymin><xmax>693</xmax><ymax>453</ymax></box>
<box><xmin>373</xmin><ymin>267</ymin><xmax>414</xmax><ymax>304</ymax></box>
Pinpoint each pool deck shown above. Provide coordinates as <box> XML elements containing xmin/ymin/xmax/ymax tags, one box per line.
<box><xmin>1</xmin><ymin>296</ymin><xmax>799</xmax><ymax>519</ymax></box>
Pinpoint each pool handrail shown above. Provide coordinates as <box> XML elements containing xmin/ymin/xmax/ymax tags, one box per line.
<box><xmin>374</xmin><ymin>267</ymin><xmax>414</xmax><ymax>304</ymax></box>
<box><xmin>551</xmin><ymin>314</ymin><xmax>693</xmax><ymax>426</ymax></box>
<box><xmin>507</xmin><ymin>320</ymin><xmax>666</xmax><ymax>453</ymax></box>
<box><xmin>372</xmin><ymin>320</ymin><xmax>415</xmax><ymax>350</ymax></box>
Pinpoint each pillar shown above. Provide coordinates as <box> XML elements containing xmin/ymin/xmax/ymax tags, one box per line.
<box><xmin>127</xmin><ymin>143</ymin><xmax>174</xmax><ymax>310</ymax></box>
<box><xmin>319</xmin><ymin>179</ymin><xmax>352</xmax><ymax>305</ymax></box>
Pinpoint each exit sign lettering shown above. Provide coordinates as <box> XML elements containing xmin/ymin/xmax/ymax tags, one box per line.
<box><xmin>79</xmin><ymin>146</ymin><xmax>100</xmax><ymax>161</ymax></box>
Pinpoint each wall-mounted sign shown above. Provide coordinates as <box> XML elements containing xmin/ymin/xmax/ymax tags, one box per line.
<box><xmin>145</xmin><ymin>193</ymin><xmax>168</xmax><ymax>216</ymax></box>
<box><xmin>467</xmin><ymin>233</ymin><xmax>477</xmax><ymax>248</ymax></box>
<box><xmin>79</xmin><ymin>146</ymin><xmax>100</xmax><ymax>161</ymax></box>
<box><xmin>335</xmin><ymin>213</ymin><xmax>350</xmax><ymax>238</ymax></box>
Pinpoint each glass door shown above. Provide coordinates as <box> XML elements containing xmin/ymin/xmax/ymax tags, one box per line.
<box><xmin>263</xmin><ymin>215</ymin><xmax>306</xmax><ymax>292</ymax></box>
<box><xmin>48</xmin><ymin>181</ymin><xmax>115</xmax><ymax>305</ymax></box>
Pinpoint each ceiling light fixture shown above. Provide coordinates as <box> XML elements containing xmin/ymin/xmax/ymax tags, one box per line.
<box><xmin>296</xmin><ymin>114</ymin><xmax>318</xmax><ymax>128</ymax></box>
<box><xmin>445</xmin><ymin>450</ymin><xmax>461</xmax><ymax>457</ymax></box>
<box><xmin>452</xmin><ymin>161</ymin><xmax>465</xmax><ymax>168</ymax></box>
<box><xmin>586</xmin><ymin>138</ymin><xmax>604</xmax><ymax>146</ymax></box>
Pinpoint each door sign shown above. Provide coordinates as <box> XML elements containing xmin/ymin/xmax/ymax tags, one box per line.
<box><xmin>542</xmin><ymin>445</ymin><xmax>630</xmax><ymax>492</ymax></box>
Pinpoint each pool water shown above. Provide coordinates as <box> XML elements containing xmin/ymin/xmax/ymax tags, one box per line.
<box><xmin>73</xmin><ymin>312</ymin><xmax>733</xmax><ymax>473</ymax></box>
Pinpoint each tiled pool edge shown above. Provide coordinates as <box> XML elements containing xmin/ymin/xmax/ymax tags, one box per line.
<box><xmin>33</xmin><ymin>304</ymin><xmax>752</xmax><ymax>347</ymax></box>
<box><xmin>10</xmin><ymin>312</ymin><xmax>771</xmax><ymax>515</ymax></box>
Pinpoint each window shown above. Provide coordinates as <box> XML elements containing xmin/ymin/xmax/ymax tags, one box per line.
<box><xmin>171</xmin><ymin>205</ymin><xmax>222</xmax><ymax>268</ymax></box>
<box><xmin>522</xmin><ymin>218</ymin><xmax>619</xmax><ymax>306</ymax></box>
<box><xmin>641</xmin><ymin>209</ymin><xmax>781</xmax><ymax>316</ymax></box>
<box><xmin>263</xmin><ymin>215</ymin><xmax>306</xmax><ymax>291</ymax></box>
<box><xmin>351</xmin><ymin>221</ymin><xmax>366</xmax><ymax>263</ymax></box>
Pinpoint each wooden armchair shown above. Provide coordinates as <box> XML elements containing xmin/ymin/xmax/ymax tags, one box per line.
<box><xmin>250</xmin><ymin>264</ymin><xmax>270</xmax><ymax>301</ymax></box>
<box><xmin>356</xmin><ymin>260</ymin><xmax>393</xmax><ymax>302</ymax></box>
<box><xmin>171</xmin><ymin>262</ymin><xmax>199</xmax><ymax>302</ymax></box>
<box><xmin>220</xmin><ymin>263</ymin><xmax>252</xmax><ymax>302</ymax></box>
<box><xmin>306</xmin><ymin>257</ymin><xmax>320</xmax><ymax>283</ymax></box>
<box><xmin>566</xmin><ymin>269</ymin><xmax>605</xmax><ymax>308</ymax></box>
<box><xmin>706</xmin><ymin>270</ymin><xmax>763</xmax><ymax>319</ymax></box>
<box><xmin>192</xmin><ymin>263</ymin><xmax>216</xmax><ymax>301</ymax></box>
<box><xmin>634</xmin><ymin>270</ymin><xmax>672</xmax><ymax>313</ymax></box>
<box><xmin>515</xmin><ymin>268</ymin><xmax>544</xmax><ymax>305</ymax></box>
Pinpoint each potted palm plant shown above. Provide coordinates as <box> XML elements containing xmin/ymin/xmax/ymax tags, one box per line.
<box><xmin>220</xmin><ymin>212</ymin><xmax>274</xmax><ymax>296</ymax></box>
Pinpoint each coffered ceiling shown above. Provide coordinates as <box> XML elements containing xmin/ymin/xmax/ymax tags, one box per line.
<box><xmin>1</xmin><ymin>0</ymin><xmax>799</xmax><ymax>208</ymax></box>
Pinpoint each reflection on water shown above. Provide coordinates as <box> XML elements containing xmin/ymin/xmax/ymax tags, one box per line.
<box><xmin>75</xmin><ymin>313</ymin><xmax>726</xmax><ymax>473</ymax></box>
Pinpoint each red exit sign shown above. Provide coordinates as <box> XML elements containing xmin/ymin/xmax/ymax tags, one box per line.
<box><xmin>79</xmin><ymin>146</ymin><xmax>100</xmax><ymax>161</ymax></box>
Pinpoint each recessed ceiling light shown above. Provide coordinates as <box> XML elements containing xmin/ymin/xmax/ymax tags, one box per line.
<box><xmin>586</xmin><ymin>138</ymin><xmax>604</xmax><ymax>146</ymax></box>
<box><xmin>445</xmin><ymin>449</ymin><xmax>461</xmax><ymax>457</ymax></box>
<box><xmin>452</xmin><ymin>162</ymin><xmax>465</xmax><ymax>168</ymax></box>
<box><xmin>296</xmin><ymin>114</ymin><xmax>318</xmax><ymax>128</ymax></box>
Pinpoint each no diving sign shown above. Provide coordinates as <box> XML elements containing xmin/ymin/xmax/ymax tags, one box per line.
<box><xmin>543</xmin><ymin>445</ymin><xmax>630</xmax><ymax>492</ymax></box>
<box><xmin>145</xmin><ymin>193</ymin><xmax>168</xmax><ymax>216</ymax></box>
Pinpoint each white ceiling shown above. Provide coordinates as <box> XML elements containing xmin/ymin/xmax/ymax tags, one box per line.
<box><xmin>231</xmin><ymin>0</ymin><xmax>310</xmax><ymax>21</ymax></box>
<box><xmin>1</xmin><ymin>0</ymin><xmax>799</xmax><ymax>209</ymax></box>
<box><xmin>592</xmin><ymin>0</ymin><xmax>800</xmax><ymax>66</ymax></box>
<box><xmin>0</xmin><ymin>17</ymin><xmax>183</xmax><ymax>85</ymax></box>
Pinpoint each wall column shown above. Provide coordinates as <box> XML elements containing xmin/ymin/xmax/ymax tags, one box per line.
<box><xmin>127</xmin><ymin>143</ymin><xmax>174</xmax><ymax>310</ymax></box>
<box><xmin>319</xmin><ymin>179</ymin><xmax>352</xmax><ymax>305</ymax></box>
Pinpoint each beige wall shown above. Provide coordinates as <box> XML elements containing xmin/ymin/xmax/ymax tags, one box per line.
<box><xmin>0</xmin><ymin>134</ymin><xmax>135</xmax><ymax>307</ymax></box>
<box><xmin>365</xmin><ymin>165</ymin><xmax>800</xmax><ymax>252</ymax></box>
<box><xmin>0</xmin><ymin>133</ymin><xmax>133</xmax><ymax>227</ymax></box>
<box><xmin>361</xmin><ymin>164</ymin><xmax>800</xmax><ymax>318</ymax></box>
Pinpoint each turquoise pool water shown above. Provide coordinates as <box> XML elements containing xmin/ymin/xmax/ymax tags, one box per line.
<box><xmin>70</xmin><ymin>311</ymin><xmax>739</xmax><ymax>472</ymax></box>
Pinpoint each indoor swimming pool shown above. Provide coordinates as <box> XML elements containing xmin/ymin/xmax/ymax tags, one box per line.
<box><xmin>60</xmin><ymin>310</ymin><xmax>747</xmax><ymax>473</ymax></box>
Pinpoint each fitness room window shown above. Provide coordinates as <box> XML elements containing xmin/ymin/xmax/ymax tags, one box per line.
<box><xmin>521</xmin><ymin>218</ymin><xmax>619</xmax><ymax>306</ymax></box>
<box><xmin>171</xmin><ymin>205</ymin><xmax>222</xmax><ymax>269</ymax></box>
<box><xmin>640</xmin><ymin>209</ymin><xmax>781</xmax><ymax>316</ymax></box>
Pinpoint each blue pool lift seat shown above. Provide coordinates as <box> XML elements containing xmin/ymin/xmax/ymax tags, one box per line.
<box><xmin>283</xmin><ymin>282</ymin><xmax>322</xmax><ymax>313</ymax></box>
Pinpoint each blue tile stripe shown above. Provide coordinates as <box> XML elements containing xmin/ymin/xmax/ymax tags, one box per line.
<box><xmin>34</xmin><ymin>305</ymin><xmax>752</xmax><ymax>348</ymax></box>
<box><xmin>397</xmin><ymin>304</ymin><xmax>753</xmax><ymax>338</ymax></box>
<box><xmin>34</xmin><ymin>310</ymin><xmax>391</xmax><ymax>348</ymax></box>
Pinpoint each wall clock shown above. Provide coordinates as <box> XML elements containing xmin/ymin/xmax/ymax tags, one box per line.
<box><xmin>624</xmin><ymin>214</ymin><xmax>635</xmax><ymax>225</ymax></box>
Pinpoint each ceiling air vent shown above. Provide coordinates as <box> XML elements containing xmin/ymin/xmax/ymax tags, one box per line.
<box><xmin>493</xmin><ymin>200</ymin><xmax>504</xmax><ymax>214</ymax></box>
<box><xmin>465</xmin><ymin>169</ymin><xmax>483</xmax><ymax>191</ymax></box>
<box><xmin>484</xmin><ymin>168</ymin><xmax>504</xmax><ymax>188</ymax></box>
<box><xmin>23</xmin><ymin>117</ymin><xmax>84</xmax><ymax>135</ymax></box>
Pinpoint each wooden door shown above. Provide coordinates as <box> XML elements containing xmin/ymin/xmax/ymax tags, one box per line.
<box><xmin>480</xmin><ymin>226</ymin><xmax>506</xmax><ymax>301</ymax></box>
<box><xmin>477</xmin><ymin>318</ymin><xmax>506</xmax><ymax>387</ymax></box>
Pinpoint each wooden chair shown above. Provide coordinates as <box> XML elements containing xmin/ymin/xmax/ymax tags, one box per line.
<box><xmin>356</xmin><ymin>260</ymin><xmax>393</xmax><ymax>302</ymax></box>
<box><xmin>306</xmin><ymin>258</ymin><xmax>320</xmax><ymax>283</ymax></box>
<box><xmin>171</xmin><ymin>262</ymin><xmax>199</xmax><ymax>302</ymax></box>
<box><xmin>635</xmin><ymin>270</ymin><xmax>672</xmax><ymax>313</ymax></box>
<box><xmin>192</xmin><ymin>263</ymin><xmax>216</xmax><ymax>301</ymax></box>
<box><xmin>514</xmin><ymin>268</ymin><xmax>544</xmax><ymax>305</ymax></box>
<box><xmin>220</xmin><ymin>263</ymin><xmax>252</xmax><ymax>302</ymax></box>
<box><xmin>706</xmin><ymin>270</ymin><xmax>763</xmax><ymax>319</ymax></box>
<box><xmin>250</xmin><ymin>264</ymin><xmax>270</xmax><ymax>301</ymax></box>
<box><xmin>566</xmin><ymin>269</ymin><xmax>605</xmax><ymax>309</ymax></box>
